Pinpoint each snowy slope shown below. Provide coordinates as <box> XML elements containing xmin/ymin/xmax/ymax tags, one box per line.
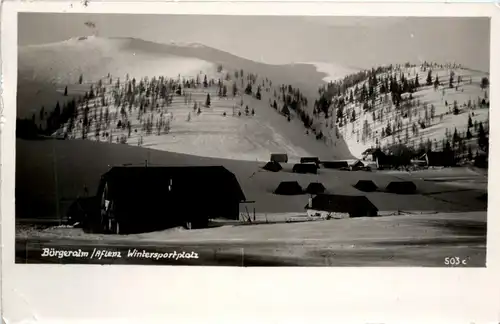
<box><xmin>18</xmin><ymin>36</ymin><xmax>355</xmax><ymax>161</ymax></box>
<box><xmin>314</xmin><ymin>64</ymin><xmax>490</xmax><ymax>158</ymax></box>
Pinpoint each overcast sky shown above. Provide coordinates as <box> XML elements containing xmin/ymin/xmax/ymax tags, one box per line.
<box><xmin>19</xmin><ymin>14</ymin><xmax>490</xmax><ymax>72</ymax></box>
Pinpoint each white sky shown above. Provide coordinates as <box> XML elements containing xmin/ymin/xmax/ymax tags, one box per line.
<box><xmin>18</xmin><ymin>14</ymin><xmax>490</xmax><ymax>72</ymax></box>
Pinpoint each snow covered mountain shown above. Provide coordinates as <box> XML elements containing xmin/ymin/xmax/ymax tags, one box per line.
<box><xmin>18</xmin><ymin>36</ymin><xmax>489</xmax><ymax>162</ymax></box>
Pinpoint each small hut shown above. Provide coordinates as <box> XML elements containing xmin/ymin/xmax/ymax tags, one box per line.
<box><xmin>274</xmin><ymin>181</ymin><xmax>303</xmax><ymax>195</ymax></box>
<box><xmin>322</xmin><ymin>161</ymin><xmax>349</xmax><ymax>169</ymax></box>
<box><xmin>305</xmin><ymin>182</ymin><xmax>326</xmax><ymax>195</ymax></box>
<box><xmin>270</xmin><ymin>153</ymin><xmax>288</xmax><ymax>163</ymax></box>
<box><xmin>304</xmin><ymin>194</ymin><xmax>378</xmax><ymax>218</ymax></box>
<box><xmin>300</xmin><ymin>157</ymin><xmax>321</xmax><ymax>166</ymax></box>
<box><xmin>293</xmin><ymin>163</ymin><xmax>318</xmax><ymax>174</ymax></box>
<box><xmin>262</xmin><ymin>161</ymin><xmax>282</xmax><ymax>172</ymax></box>
<box><xmin>386</xmin><ymin>181</ymin><xmax>417</xmax><ymax>194</ymax></box>
<box><xmin>353</xmin><ymin>180</ymin><xmax>378</xmax><ymax>192</ymax></box>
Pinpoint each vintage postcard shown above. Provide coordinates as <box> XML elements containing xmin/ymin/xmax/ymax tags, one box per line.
<box><xmin>1</xmin><ymin>1</ymin><xmax>499</xmax><ymax>322</ymax></box>
<box><xmin>12</xmin><ymin>13</ymin><xmax>491</xmax><ymax>266</ymax></box>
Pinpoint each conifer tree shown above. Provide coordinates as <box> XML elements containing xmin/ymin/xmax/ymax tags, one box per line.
<box><xmin>385</xmin><ymin>122</ymin><xmax>392</xmax><ymax>136</ymax></box>
<box><xmin>232</xmin><ymin>82</ymin><xmax>238</xmax><ymax>97</ymax></box>
<box><xmin>426</xmin><ymin>70</ymin><xmax>433</xmax><ymax>86</ymax></box>
<box><xmin>467</xmin><ymin>128</ymin><xmax>472</xmax><ymax>139</ymax></box>
<box><xmin>205</xmin><ymin>93</ymin><xmax>211</xmax><ymax>107</ymax></box>
<box><xmin>478</xmin><ymin>122</ymin><xmax>487</xmax><ymax>150</ymax></box>
<box><xmin>453</xmin><ymin>100</ymin><xmax>459</xmax><ymax>115</ymax></box>
<box><xmin>453</xmin><ymin>127</ymin><xmax>460</xmax><ymax>146</ymax></box>
<box><xmin>481</xmin><ymin>77</ymin><xmax>489</xmax><ymax>90</ymax></box>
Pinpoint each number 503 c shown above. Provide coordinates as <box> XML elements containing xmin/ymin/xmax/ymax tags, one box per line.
<box><xmin>444</xmin><ymin>257</ymin><xmax>468</xmax><ymax>266</ymax></box>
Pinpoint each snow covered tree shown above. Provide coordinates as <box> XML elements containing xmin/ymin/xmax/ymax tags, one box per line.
<box><xmin>256</xmin><ymin>86</ymin><xmax>262</xmax><ymax>100</ymax></box>
<box><xmin>434</xmin><ymin>75</ymin><xmax>440</xmax><ymax>90</ymax></box>
<box><xmin>481</xmin><ymin>77</ymin><xmax>489</xmax><ymax>90</ymax></box>
<box><xmin>453</xmin><ymin>100</ymin><xmax>459</xmax><ymax>115</ymax></box>
<box><xmin>385</xmin><ymin>122</ymin><xmax>392</xmax><ymax>137</ymax></box>
<box><xmin>245</xmin><ymin>83</ymin><xmax>252</xmax><ymax>95</ymax></box>
<box><xmin>232</xmin><ymin>82</ymin><xmax>238</xmax><ymax>97</ymax></box>
<box><xmin>282</xmin><ymin>104</ymin><xmax>290</xmax><ymax>116</ymax></box>
<box><xmin>205</xmin><ymin>93</ymin><xmax>211</xmax><ymax>107</ymax></box>
<box><xmin>426</xmin><ymin>70</ymin><xmax>433</xmax><ymax>86</ymax></box>
<box><xmin>453</xmin><ymin>127</ymin><xmax>460</xmax><ymax>146</ymax></box>
<box><xmin>478</xmin><ymin>122</ymin><xmax>487</xmax><ymax>150</ymax></box>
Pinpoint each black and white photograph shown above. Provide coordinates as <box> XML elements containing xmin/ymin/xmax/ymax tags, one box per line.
<box><xmin>14</xmin><ymin>13</ymin><xmax>490</xmax><ymax>266</ymax></box>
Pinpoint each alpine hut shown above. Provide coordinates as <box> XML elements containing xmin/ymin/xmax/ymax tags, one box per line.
<box><xmin>91</xmin><ymin>166</ymin><xmax>246</xmax><ymax>234</ymax></box>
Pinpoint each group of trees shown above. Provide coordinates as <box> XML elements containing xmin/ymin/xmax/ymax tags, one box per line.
<box><xmin>22</xmin><ymin>67</ymin><xmax>268</xmax><ymax>142</ymax></box>
<box><xmin>311</xmin><ymin>61</ymin><xmax>491</xmax><ymax>160</ymax></box>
